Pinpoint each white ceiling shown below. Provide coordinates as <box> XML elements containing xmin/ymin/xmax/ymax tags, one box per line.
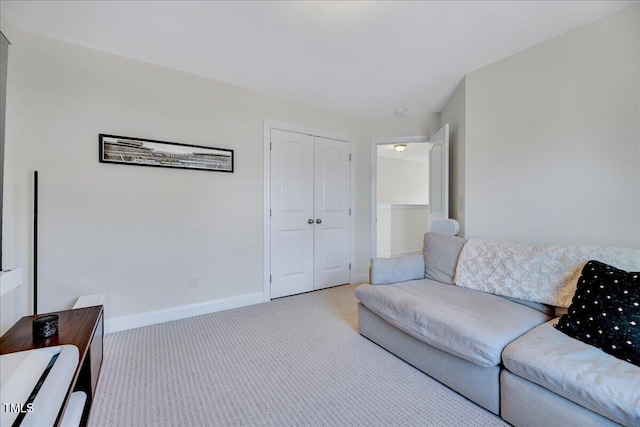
<box><xmin>378</xmin><ymin>143</ymin><xmax>431</xmax><ymax>164</ymax></box>
<box><xmin>0</xmin><ymin>1</ymin><xmax>636</xmax><ymax>117</ymax></box>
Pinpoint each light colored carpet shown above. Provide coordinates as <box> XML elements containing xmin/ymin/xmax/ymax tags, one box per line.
<box><xmin>89</xmin><ymin>284</ymin><xmax>507</xmax><ymax>427</ymax></box>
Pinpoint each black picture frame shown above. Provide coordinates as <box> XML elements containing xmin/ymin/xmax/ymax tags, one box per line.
<box><xmin>99</xmin><ymin>134</ymin><xmax>234</xmax><ymax>173</ymax></box>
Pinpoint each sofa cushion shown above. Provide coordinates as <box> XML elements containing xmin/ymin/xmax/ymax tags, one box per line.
<box><xmin>555</xmin><ymin>260</ymin><xmax>640</xmax><ymax>367</ymax></box>
<box><xmin>370</xmin><ymin>254</ymin><xmax>425</xmax><ymax>285</ymax></box>
<box><xmin>354</xmin><ymin>280</ymin><xmax>550</xmax><ymax>367</ymax></box>
<box><xmin>422</xmin><ymin>232</ymin><xmax>466</xmax><ymax>284</ymax></box>
<box><xmin>503</xmin><ymin>319</ymin><xmax>640</xmax><ymax>426</ymax></box>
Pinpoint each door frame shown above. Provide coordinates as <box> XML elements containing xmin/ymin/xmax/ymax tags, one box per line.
<box><xmin>370</xmin><ymin>135</ymin><xmax>429</xmax><ymax>260</ymax></box>
<box><xmin>263</xmin><ymin>120</ymin><xmax>354</xmax><ymax>302</ymax></box>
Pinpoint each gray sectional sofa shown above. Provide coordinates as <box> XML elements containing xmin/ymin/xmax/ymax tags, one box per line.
<box><xmin>355</xmin><ymin>232</ymin><xmax>640</xmax><ymax>426</ymax></box>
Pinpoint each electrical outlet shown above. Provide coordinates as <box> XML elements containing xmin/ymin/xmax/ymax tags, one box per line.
<box><xmin>190</xmin><ymin>275</ymin><xmax>199</xmax><ymax>288</ymax></box>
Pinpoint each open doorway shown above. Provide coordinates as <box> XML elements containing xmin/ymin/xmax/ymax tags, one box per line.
<box><xmin>370</xmin><ymin>124</ymin><xmax>450</xmax><ymax>259</ymax></box>
<box><xmin>376</xmin><ymin>142</ymin><xmax>432</xmax><ymax>258</ymax></box>
<box><xmin>370</xmin><ymin>136</ymin><xmax>430</xmax><ymax>259</ymax></box>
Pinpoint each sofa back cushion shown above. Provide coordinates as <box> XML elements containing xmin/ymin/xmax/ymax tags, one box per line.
<box><xmin>422</xmin><ymin>232</ymin><xmax>467</xmax><ymax>284</ymax></box>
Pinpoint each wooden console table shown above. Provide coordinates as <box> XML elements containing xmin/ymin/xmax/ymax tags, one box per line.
<box><xmin>0</xmin><ymin>305</ymin><xmax>104</xmax><ymax>427</ymax></box>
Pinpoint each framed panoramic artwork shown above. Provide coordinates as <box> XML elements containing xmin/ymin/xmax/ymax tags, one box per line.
<box><xmin>99</xmin><ymin>134</ymin><xmax>234</xmax><ymax>173</ymax></box>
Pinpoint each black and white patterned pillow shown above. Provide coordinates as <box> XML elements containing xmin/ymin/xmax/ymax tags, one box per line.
<box><xmin>555</xmin><ymin>260</ymin><xmax>640</xmax><ymax>367</ymax></box>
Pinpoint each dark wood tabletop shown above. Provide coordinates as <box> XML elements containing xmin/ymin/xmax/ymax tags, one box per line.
<box><xmin>0</xmin><ymin>306</ymin><xmax>102</xmax><ymax>358</ymax></box>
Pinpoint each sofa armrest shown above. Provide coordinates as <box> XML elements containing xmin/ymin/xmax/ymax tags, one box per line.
<box><xmin>370</xmin><ymin>253</ymin><xmax>425</xmax><ymax>285</ymax></box>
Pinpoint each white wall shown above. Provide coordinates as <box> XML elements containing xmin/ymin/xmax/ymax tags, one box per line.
<box><xmin>390</xmin><ymin>206</ymin><xmax>428</xmax><ymax>256</ymax></box>
<box><xmin>464</xmin><ymin>5</ymin><xmax>639</xmax><ymax>247</ymax></box>
<box><xmin>0</xmin><ymin>27</ymin><xmax>359</xmax><ymax>333</ymax></box>
<box><xmin>376</xmin><ymin>156</ymin><xmax>428</xmax><ymax>205</ymax></box>
<box><xmin>0</xmin><ymin>26</ymin><xmax>441</xmax><ymax>333</ymax></box>
<box><xmin>376</xmin><ymin>206</ymin><xmax>391</xmax><ymax>258</ymax></box>
<box><xmin>440</xmin><ymin>78</ymin><xmax>466</xmax><ymax>237</ymax></box>
<box><xmin>377</xmin><ymin>206</ymin><xmax>429</xmax><ymax>258</ymax></box>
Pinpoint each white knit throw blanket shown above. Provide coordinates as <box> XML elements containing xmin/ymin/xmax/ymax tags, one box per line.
<box><xmin>454</xmin><ymin>240</ymin><xmax>640</xmax><ymax>308</ymax></box>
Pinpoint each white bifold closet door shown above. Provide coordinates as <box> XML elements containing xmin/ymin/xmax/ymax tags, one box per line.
<box><xmin>270</xmin><ymin>129</ymin><xmax>351</xmax><ymax>299</ymax></box>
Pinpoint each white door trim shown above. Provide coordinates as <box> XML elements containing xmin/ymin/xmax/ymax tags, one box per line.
<box><xmin>370</xmin><ymin>135</ymin><xmax>429</xmax><ymax>260</ymax></box>
<box><xmin>428</xmin><ymin>124</ymin><xmax>450</xmax><ymax>222</ymax></box>
<box><xmin>264</xmin><ymin>120</ymin><xmax>354</xmax><ymax>302</ymax></box>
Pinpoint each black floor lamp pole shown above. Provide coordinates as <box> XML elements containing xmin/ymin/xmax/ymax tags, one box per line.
<box><xmin>33</xmin><ymin>170</ymin><xmax>38</xmax><ymax>315</ymax></box>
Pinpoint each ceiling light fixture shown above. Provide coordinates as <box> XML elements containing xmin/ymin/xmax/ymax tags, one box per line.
<box><xmin>394</xmin><ymin>144</ymin><xmax>407</xmax><ymax>152</ymax></box>
<box><xmin>393</xmin><ymin>108</ymin><xmax>407</xmax><ymax>116</ymax></box>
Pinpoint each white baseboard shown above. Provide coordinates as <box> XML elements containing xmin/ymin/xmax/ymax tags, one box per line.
<box><xmin>105</xmin><ymin>292</ymin><xmax>264</xmax><ymax>334</ymax></box>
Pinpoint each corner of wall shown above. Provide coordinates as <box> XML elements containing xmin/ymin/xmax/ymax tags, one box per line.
<box><xmin>440</xmin><ymin>77</ymin><xmax>466</xmax><ymax>237</ymax></box>
<box><xmin>0</xmin><ymin>17</ymin><xmax>15</xmax><ymax>42</ymax></box>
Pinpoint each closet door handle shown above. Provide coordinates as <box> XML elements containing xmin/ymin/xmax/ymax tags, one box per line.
<box><xmin>308</xmin><ymin>219</ymin><xmax>314</xmax><ymax>224</ymax></box>
<box><xmin>316</xmin><ymin>219</ymin><xmax>322</xmax><ymax>224</ymax></box>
